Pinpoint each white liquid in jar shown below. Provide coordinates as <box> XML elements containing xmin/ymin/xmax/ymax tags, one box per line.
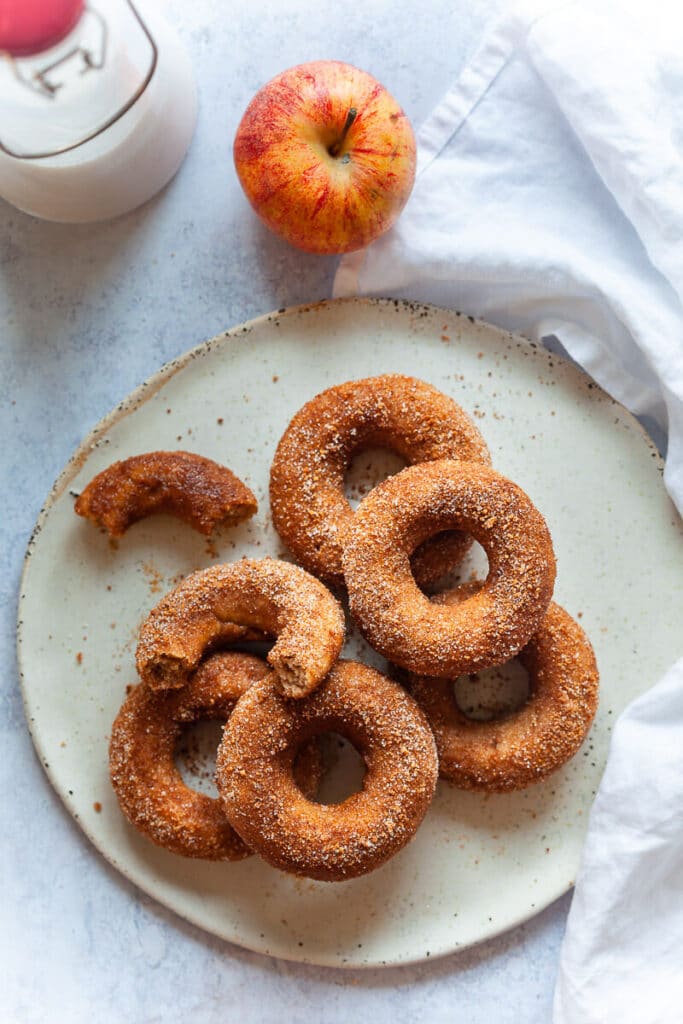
<box><xmin>0</xmin><ymin>2</ymin><xmax>197</xmax><ymax>222</ymax></box>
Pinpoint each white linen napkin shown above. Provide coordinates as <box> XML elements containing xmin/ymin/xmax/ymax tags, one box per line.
<box><xmin>333</xmin><ymin>2</ymin><xmax>683</xmax><ymax>1018</ymax></box>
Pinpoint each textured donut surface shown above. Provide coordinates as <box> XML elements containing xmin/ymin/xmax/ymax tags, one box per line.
<box><xmin>343</xmin><ymin>460</ymin><xmax>556</xmax><ymax>677</ymax></box>
<box><xmin>270</xmin><ymin>375</ymin><xmax>491</xmax><ymax>589</ymax></box>
<box><xmin>109</xmin><ymin>652</ymin><xmax>318</xmax><ymax>859</ymax></box>
<box><xmin>216</xmin><ymin>660</ymin><xmax>438</xmax><ymax>881</ymax></box>
<box><xmin>135</xmin><ymin>558</ymin><xmax>345</xmax><ymax>698</ymax></box>
<box><xmin>409</xmin><ymin>585</ymin><xmax>599</xmax><ymax>791</ymax></box>
<box><xmin>75</xmin><ymin>450</ymin><xmax>257</xmax><ymax>537</ymax></box>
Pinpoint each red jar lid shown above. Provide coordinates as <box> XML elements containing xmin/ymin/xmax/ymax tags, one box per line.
<box><xmin>0</xmin><ymin>0</ymin><xmax>85</xmax><ymax>57</ymax></box>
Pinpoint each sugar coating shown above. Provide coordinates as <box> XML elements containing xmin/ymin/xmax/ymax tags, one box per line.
<box><xmin>270</xmin><ymin>374</ymin><xmax>491</xmax><ymax>589</ymax></box>
<box><xmin>109</xmin><ymin>652</ymin><xmax>322</xmax><ymax>860</ymax></box>
<box><xmin>216</xmin><ymin>660</ymin><xmax>438</xmax><ymax>882</ymax></box>
<box><xmin>135</xmin><ymin>558</ymin><xmax>345</xmax><ymax>698</ymax></box>
<box><xmin>343</xmin><ymin>460</ymin><xmax>556</xmax><ymax>676</ymax></box>
<box><xmin>75</xmin><ymin>450</ymin><xmax>257</xmax><ymax>537</ymax></box>
<box><xmin>409</xmin><ymin>584</ymin><xmax>599</xmax><ymax>791</ymax></box>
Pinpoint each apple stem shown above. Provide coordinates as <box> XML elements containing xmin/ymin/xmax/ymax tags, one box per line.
<box><xmin>329</xmin><ymin>107</ymin><xmax>357</xmax><ymax>157</ymax></box>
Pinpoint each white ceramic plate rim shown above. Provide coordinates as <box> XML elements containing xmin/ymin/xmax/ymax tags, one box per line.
<box><xmin>17</xmin><ymin>297</ymin><xmax>669</xmax><ymax>967</ymax></box>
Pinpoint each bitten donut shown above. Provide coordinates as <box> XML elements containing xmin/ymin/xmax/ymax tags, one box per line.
<box><xmin>136</xmin><ymin>558</ymin><xmax>345</xmax><ymax>698</ymax></box>
<box><xmin>270</xmin><ymin>375</ymin><xmax>491</xmax><ymax>589</ymax></box>
<box><xmin>409</xmin><ymin>584</ymin><xmax>599</xmax><ymax>791</ymax></box>
<box><xmin>109</xmin><ymin>652</ymin><xmax>322</xmax><ymax>860</ymax></box>
<box><xmin>343</xmin><ymin>460</ymin><xmax>556</xmax><ymax>677</ymax></box>
<box><xmin>75</xmin><ymin>450</ymin><xmax>257</xmax><ymax>537</ymax></box>
<box><xmin>216</xmin><ymin>660</ymin><xmax>438</xmax><ymax>881</ymax></box>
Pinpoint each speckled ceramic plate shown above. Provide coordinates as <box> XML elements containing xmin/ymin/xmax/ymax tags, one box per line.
<box><xmin>18</xmin><ymin>298</ymin><xmax>683</xmax><ymax>967</ymax></box>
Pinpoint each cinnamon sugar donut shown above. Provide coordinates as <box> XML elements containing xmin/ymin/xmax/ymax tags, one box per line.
<box><xmin>109</xmin><ymin>652</ymin><xmax>322</xmax><ymax>860</ymax></box>
<box><xmin>270</xmin><ymin>375</ymin><xmax>491</xmax><ymax>589</ymax></box>
<box><xmin>75</xmin><ymin>450</ymin><xmax>257</xmax><ymax>537</ymax></box>
<box><xmin>343</xmin><ymin>460</ymin><xmax>556</xmax><ymax>677</ymax></box>
<box><xmin>216</xmin><ymin>660</ymin><xmax>438</xmax><ymax>881</ymax></box>
<box><xmin>136</xmin><ymin>558</ymin><xmax>345</xmax><ymax>698</ymax></box>
<box><xmin>409</xmin><ymin>584</ymin><xmax>599</xmax><ymax>791</ymax></box>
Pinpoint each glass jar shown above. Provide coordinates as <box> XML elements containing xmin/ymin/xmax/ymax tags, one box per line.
<box><xmin>0</xmin><ymin>0</ymin><xmax>197</xmax><ymax>221</ymax></box>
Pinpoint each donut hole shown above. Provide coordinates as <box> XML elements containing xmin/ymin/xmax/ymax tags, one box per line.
<box><xmin>207</xmin><ymin>636</ymin><xmax>274</xmax><ymax>660</ymax></box>
<box><xmin>453</xmin><ymin>660</ymin><xmax>530</xmax><ymax>722</ymax></box>
<box><xmin>345</xmin><ymin>447</ymin><xmax>408</xmax><ymax>509</ymax></box>
<box><xmin>424</xmin><ymin>542</ymin><xmax>490</xmax><ymax>593</ymax></box>
<box><xmin>308</xmin><ymin>731</ymin><xmax>366</xmax><ymax>805</ymax></box>
<box><xmin>229</xmin><ymin>638</ymin><xmax>274</xmax><ymax>659</ymax></box>
<box><xmin>449</xmin><ymin>540</ymin><xmax>489</xmax><ymax>584</ymax></box>
<box><xmin>175</xmin><ymin>719</ymin><xmax>223</xmax><ymax>797</ymax></box>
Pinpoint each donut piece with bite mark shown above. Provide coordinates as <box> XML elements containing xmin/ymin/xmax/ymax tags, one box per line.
<box><xmin>135</xmin><ymin>558</ymin><xmax>345</xmax><ymax>699</ymax></box>
<box><xmin>75</xmin><ymin>450</ymin><xmax>257</xmax><ymax>538</ymax></box>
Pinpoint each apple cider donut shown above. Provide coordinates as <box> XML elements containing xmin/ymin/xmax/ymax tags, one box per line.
<box><xmin>75</xmin><ymin>450</ymin><xmax>257</xmax><ymax>538</ymax></box>
<box><xmin>343</xmin><ymin>460</ymin><xmax>556</xmax><ymax>677</ymax></box>
<box><xmin>270</xmin><ymin>374</ymin><xmax>491</xmax><ymax>589</ymax></box>
<box><xmin>136</xmin><ymin>558</ymin><xmax>345</xmax><ymax>698</ymax></box>
<box><xmin>109</xmin><ymin>652</ymin><xmax>322</xmax><ymax>860</ymax></box>
<box><xmin>408</xmin><ymin>585</ymin><xmax>599</xmax><ymax>791</ymax></box>
<box><xmin>216</xmin><ymin>660</ymin><xmax>438</xmax><ymax>881</ymax></box>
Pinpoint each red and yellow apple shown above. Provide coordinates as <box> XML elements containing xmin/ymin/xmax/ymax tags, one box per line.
<box><xmin>233</xmin><ymin>60</ymin><xmax>416</xmax><ymax>254</ymax></box>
